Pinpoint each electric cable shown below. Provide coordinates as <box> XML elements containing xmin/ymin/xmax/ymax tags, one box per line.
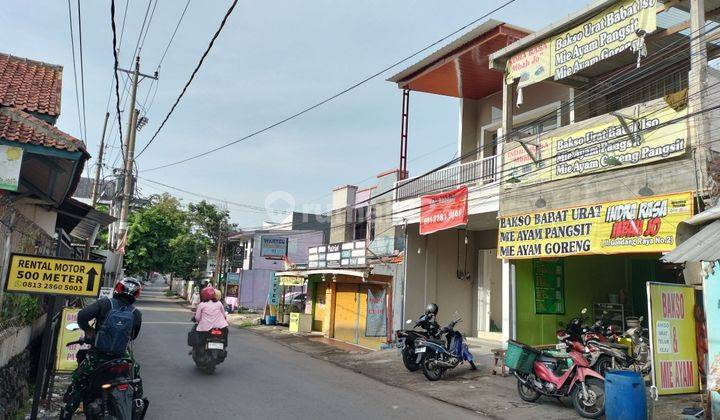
<box><xmin>66</xmin><ymin>0</ymin><xmax>84</xmax><ymax>143</ymax></box>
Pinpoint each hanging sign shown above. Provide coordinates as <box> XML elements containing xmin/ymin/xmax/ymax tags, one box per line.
<box><xmin>505</xmin><ymin>0</ymin><xmax>657</xmax><ymax>86</ymax></box>
<box><xmin>4</xmin><ymin>254</ymin><xmax>104</xmax><ymax>297</ymax></box>
<box><xmin>503</xmin><ymin>97</ymin><xmax>687</xmax><ymax>186</ymax></box>
<box><xmin>226</xmin><ymin>272</ymin><xmax>241</xmax><ymax>285</ymax></box>
<box><xmin>0</xmin><ymin>145</ymin><xmax>23</xmax><ymax>192</ymax></box>
<box><xmin>278</xmin><ymin>276</ymin><xmax>304</xmax><ymax>287</ymax></box>
<box><xmin>647</xmin><ymin>282</ymin><xmax>700</xmax><ymax>395</ymax></box>
<box><xmin>55</xmin><ymin>308</ymin><xmax>90</xmax><ymax>373</ymax></box>
<box><xmin>498</xmin><ymin>192</ymin><xmax>693</xmax><ymax>259</ymax></box>
<box><xmin>420</xmin><ymin>186</ymin><xmax>469</xmax><ymax>235</ymax></box>
<box><xmin>533</xmin><ymin>259</ymin><xmax>565</xmax><ymax>314</ymax></box>
<box><xmin>365</xmin><ymin>287</ymin><xmax>387</xmax><ymax>337</ymax></box>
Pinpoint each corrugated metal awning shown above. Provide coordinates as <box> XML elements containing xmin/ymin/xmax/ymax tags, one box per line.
<box><xmin>662</xmin><ymin>208</ymin><xmax>720</xmax><ymax>263</ymax></box>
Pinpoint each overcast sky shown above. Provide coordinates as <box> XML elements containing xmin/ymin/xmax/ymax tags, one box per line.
<box><xmin>1</xmin><ymin>0</ymin><xmax>591</xmax><ymax>227</ymax></box>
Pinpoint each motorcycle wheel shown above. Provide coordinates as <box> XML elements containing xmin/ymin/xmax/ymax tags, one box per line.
<box><xmin>516</xmin><ymin>377</ymin><xmax>541</xmax><ymax>402</ymax></box>
<box><xmin>402</xmin><ymin>347</ymin><xmax>421</xmax><ymax>372</ymax></box>
<box><xmin>572</xmin><ymin>378</ymin><xmax>605</xmax><ymax>419</ymax></box>
<box><xmin>422</xmin><ymin>356</ymin><xmax>445</xmax><ymax>381</ymax></box>
<box><xmin>201</xmin><ymin>362</ymin><xmax>216</xmax><ymax>374</ymax></box>
<box><xmin>594</xmin><ymin>356</ymin><xmax>613</xmax><ymax>377</ymax></box>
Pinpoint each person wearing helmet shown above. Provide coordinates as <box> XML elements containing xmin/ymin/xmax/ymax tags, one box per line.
<box><xmin>189</xmin><ymin>286</ymin><xmax>229</xmax><ymax>355</ymax></box>
<box><xmin>60</xmin><ymin>278</ymin><xmax>144</xmax><ymax>420</ymax></box>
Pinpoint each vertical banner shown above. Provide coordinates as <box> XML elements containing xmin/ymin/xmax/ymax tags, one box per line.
<box><xmin>365</xmin><ymin>287</ymin><xmax>387</xmax><ymax>337</ymax></box>
<box><xmin>55</xmin><ymin>308</ymin><xmax>90</xmax><ymax>373</ymax></box>
<box><xmin>704</xmin><ymin>262</ymin><xmax>720</xmax><ymax>416</ymax></box>
<box><xmin>647</xmin><ymin>282</ymin><xmax>700</xmax><ymax>395</ymax></box>
<box><xmin>419</xmin><ymin>186</ymin><xmax>469</xmax><ymax>235</ymax></box>
<box><xmin>0</xmin><ymin>144</ymin><xmax>23</xmax><ymax>191</ymax></box>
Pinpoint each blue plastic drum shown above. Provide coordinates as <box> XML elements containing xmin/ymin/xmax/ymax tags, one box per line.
<box><xmin>265</xmin><ymin>315</ymin><xmax>277</xmax><ymax>325</ymax></box>
<box><xmin>605</xmin><ymin>370</ymin><xmax>647</xmax><ymax>420</ymax></box>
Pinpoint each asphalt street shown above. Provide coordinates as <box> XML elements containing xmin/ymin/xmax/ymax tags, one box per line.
<box><xmin>133</xmin><ymin>283</ymin><xmax>482</xmax><ymax>420</ymax></box>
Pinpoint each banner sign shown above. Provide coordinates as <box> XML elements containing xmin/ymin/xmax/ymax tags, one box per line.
<box><xmin>703</xmin><ymin>262</ymin><xmax>720</xmax><ymax>415</ymax></box>
<box><xmin>0</xmin><ymin>144</ymin><xmax>23</xmax><ymax>192</ymax></box>
<box><xmin>365</xmin><ymin>287</ymin><xmax>387</xmax><ymax>337</ymax></box>
<box><xmin>278</xmin><ymin>276</ymin><xmax>304</xmax><ymax>287</ymax></box>
<box><xmin>4</xmin><ymin>254</ymin><xmax>104</xmax><ymax>297</ymax></box>
<box><xmin>309</xmin><ymin>241</ymin><xmax>366</xmax><ymax>268</ymax></box>
<box><xmin>647</xmin><ymin>282</ymin><xmax>700</xmax><ymax>395</ymax></box>
<box><xmin>268</xmin><ymin>275</ymin><xmax>280</xmax><ymax>306</ymax></box>
<box><xmin>498</xmin><ymin>192</ymin><xmax>693</xmax><ymax>259</ymax></box>
<box><xmin>506</xmin><ymin>0</ymin><xmax>657</xmax><ymax>86</ymax></box>
<box><xmin>420</xmin><ymin>186</ymin><xmax>469</xmax><ymax>235</ymax></box>
<box><xmin>55</xmin><ymin>308</ymin><xmax>90</xmax><ymax>373</ymax></box>
<box><xmin>226</xmin><ymin>284</ymin><xmax>239</xmax><ymax>298</ymax></box>
<box><xmin>260</xmin><ymin>236</ymin><xmax>288</xmax><ymax>258</ymax></box>
<box><xmin>503</xmin><ymin>98</ymin><xmax>687</xmax><ymax>186</ymax></box>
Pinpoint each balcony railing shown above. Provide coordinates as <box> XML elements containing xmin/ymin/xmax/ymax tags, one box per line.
<box><xmin>395</xmin><ymin>154</ymin><xmax>499</xmax><ymax>200</ymax></box>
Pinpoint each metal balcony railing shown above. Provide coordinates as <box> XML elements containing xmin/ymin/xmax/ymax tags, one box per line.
<box><xmin>394</xmin><ymin>154</ymin><xmax>499</xmax><ymax>200</ymax></box>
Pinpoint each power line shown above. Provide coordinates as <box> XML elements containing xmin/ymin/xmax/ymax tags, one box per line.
<box><xmin>135</xmin><ymin>0</ymin><xmax>238</xmax><ymax>158</ymax></box>
<box><xmin>157</xmin><ymin>0</ymin><xmax>191</xmax><ymax>69</ymax></box>
<box><xmin>110</xmin><ymin>0</ymin><xmax>124</xmax><ymax>155</ymax></box>
<box><xmin>76</xmin><ymin>0</ymin><xmax>88</xmax><ymax>150</ymax></box>
<box><xmin>66</xmin><ymin>0</ymin><xmax>84</xmax><ymax>143</ymax></box>
<box><xmin>138</xmin><ymin>0</ymin><xmax>518</xmax><ymax>167</ymax></box>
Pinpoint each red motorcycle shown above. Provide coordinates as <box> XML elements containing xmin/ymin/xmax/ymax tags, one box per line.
<box><xmin>510</xmin><ymin>340</ymin><xmax>605</xmax><ymax>419</ymax></box>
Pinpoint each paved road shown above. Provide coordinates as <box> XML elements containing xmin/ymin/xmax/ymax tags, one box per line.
<box><xmin>133</xmin><ymin>283</ymin><xmax>481</xmax><ymax>420</ymax></box>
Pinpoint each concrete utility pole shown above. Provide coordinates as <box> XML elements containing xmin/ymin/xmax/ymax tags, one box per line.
<box><xmin>689</xmin><ymin>0</ymin><xmax>710</xmax><ymax>209</ymax></box>
<box><xmin>115</xmin><ymin>56</ymin><xmax>157</xmax><ymax>248</ymax></box>
<box><xmin>91</xmin><ymin>112</ymin><xmax>110</xmax><ymax>207</ymax></box>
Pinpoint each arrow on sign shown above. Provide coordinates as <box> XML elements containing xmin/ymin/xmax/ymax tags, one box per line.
<box><xmin>86</xmin><ymin>268</ymin><xmax>98</xmax><ymax>292</ymax></box>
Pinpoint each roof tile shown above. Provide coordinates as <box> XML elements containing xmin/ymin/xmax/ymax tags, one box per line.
<box><xmin>0</xmin><ymin>107</ymin><xmax>86</xmax><ymax>153</ymax></box>
<box><xmin>0</xmin><ymin>52</ymin><xmax>62</xmax><ymax>117</ymax></box>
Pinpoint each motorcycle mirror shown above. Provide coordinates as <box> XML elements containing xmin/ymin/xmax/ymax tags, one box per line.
<box><xmin>406</xmin><ymin>319</ymin><xmax>412</xmax><ymax>324</ymax></box>
<box><xmin>639</xmin><ymin>316</ymin><xmax>644</xmax><ymax>323</ymax></box>
<box><xmin>65</xmin><ymin>322</ymin><xmax>80</xmax><ymax>331</ymax></box>
<box><xmin>581</xmin><ymin>308</ymin><xmax>588</xmax><ymax>314</ymax></box>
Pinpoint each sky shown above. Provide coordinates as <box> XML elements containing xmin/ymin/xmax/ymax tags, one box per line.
<box><xmin>1</xmin><ymin>0</ymin><xmax>592</xmax><ymax>228</ymax></box>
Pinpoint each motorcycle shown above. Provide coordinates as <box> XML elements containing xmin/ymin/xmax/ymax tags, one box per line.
<box><xmin>396</xmin><ymin>313</ymin><xmax>440</xmax><ymax>372</ymax></box>
<box><xmin>587</xmin><ymin>316</ymin><xmax>651</xmax><ymax>376</ymax></box>
<box><xmin>65</xmin><ymin>323</ymin><xmax>148</xmax><ymax>419</ymax></box>
<box><xmin>189</xmin><ymin>321</ymin><xmax>228</xmax><ymax>374</ymax></box>
<box><xmin>415</xmin><ymin>316</ymin><xmax>476</xmax><ymax>381</ymax></box>
<box><xmin>511</xmin><ymin>340</ymin><xmax>605</xmax><ymax>419</ymax></box>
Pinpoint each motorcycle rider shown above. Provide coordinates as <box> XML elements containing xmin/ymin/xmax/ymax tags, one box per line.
<box><xmin>191</xmin><ymin>286</ymin><xmax>229</xmax><ymax>353</ymax></box>
<box><xmin>60</xmin><ymin>277</ymin><xmax>143</xmax><ymax>420</ymax></box>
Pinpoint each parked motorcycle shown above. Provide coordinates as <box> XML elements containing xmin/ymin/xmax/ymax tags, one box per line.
<box><xmin>510</xmin><ymin>340</ymin><xmax>605</xmax><ymax>419</ymax></box>
<box><xmin>396</xmin><ymin>313</ymin><xmax>440</xmax><ymax>372</ymax></box>
<box><xmin>415</xmin><ymin>317</ymin><xmax>476</xmax><ymax>381</ymax></box>
<box><xmin>189</xmin><ymin>322</ymin><xmax>228</xmax><ymax>374</ymax></box>
<box><xmin>588</xmin><ymin>316</ymin><xmax>651</xmax><ymax>376</ymax></box>
<box><xmin>65</xmin><ymin>323</ymin><xmax>148</xmax><ymax>419</ymax></box>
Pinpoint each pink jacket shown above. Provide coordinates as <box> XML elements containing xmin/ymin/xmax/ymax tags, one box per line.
<box><xmin>194</xmin><ymin>301</ymin><xmax>229</xmax><ymax>331</ymax></box>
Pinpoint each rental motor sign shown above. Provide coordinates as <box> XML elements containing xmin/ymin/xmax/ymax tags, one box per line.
<box><xmin>648</xmin><ymin>282</ymin><xmax>700</xmax><ymax>395</ymax></box>
<box><xmin>419</xmin><ymin>186</ymin><xmax>469</xmax><ymax>235</ymax></box>
<box><xmin>4</xmin><ymin>254</ymin><xmax>103</xmax><ymax>298</ymax></box>
<box><xmin>497</xmin><ymin>192</ymin><xmax>693</xmax><ymax>259</ymax></box>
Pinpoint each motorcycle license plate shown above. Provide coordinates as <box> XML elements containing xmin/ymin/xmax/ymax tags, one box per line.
<box><xmin>397</xmin><ymin>338</ymin><xmax>405</xmax><ymax>351</ymax></box>
<box><xmin>415</xmin><ymin>347</ymin><xmax>426</xmax><ymax>354</ymax></box>
<box><xmin>207</xmin><ymin>342</ymin><xmax>224</xmax><ymax>350</ymax></box>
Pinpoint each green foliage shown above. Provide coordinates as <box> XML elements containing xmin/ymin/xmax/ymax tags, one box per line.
<box><xmin>95</xmin><ymin>204</ymin><xmax>110</xmax><ymax>250</ymax></box>
<box><xmin>1</xmin><ymin>294</ymin><xmax>41</xmax><ymax>324</ymax></box>
<box><xmin>124</xmin><ymin>194</ymin><xmax>229</xmax><ymax>280</ymax></box>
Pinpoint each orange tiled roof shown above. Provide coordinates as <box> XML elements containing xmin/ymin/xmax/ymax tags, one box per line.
<box><xmin>0</xmin><ymin>107</ymin><xmax>86</xmax><ymax>153</ymax></box>
<box><xmin>0</xmin><ymin>53</ymin><xmax>62</xmax><ymax>117</ymax></box>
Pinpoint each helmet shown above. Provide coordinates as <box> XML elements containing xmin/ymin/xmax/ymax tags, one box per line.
<box><xmin>425</xmin><ymin>303</ymin><xmax>438</xmax><ymax>316</ymax></box>
<box><xmin>114</xmin><ymin>277</ymin><xmax>141</xmax><ymax>301</ymax></box>
<box><xmin>200</xmin><ymin>286</ymin><xmax>216</xmax><ymax>301</ymax></box>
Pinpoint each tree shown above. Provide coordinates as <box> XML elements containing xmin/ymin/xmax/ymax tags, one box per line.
<box><xmin>169</xmin><ymin>232</ymin><xmax>209</xmax><ymax>280</ymax></box>
<box><xmin>124</xmin><ymin>194</ymin><xmax>188</xmax><ymax>276</ymax></box>
<box><xmin>187</xmin><ymin>200</ymin><xmax>233</xmax><ymax>246</ymax></box>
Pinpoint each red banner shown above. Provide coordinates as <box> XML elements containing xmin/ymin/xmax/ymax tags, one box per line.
<box><xmin>419</xmin><ymin>186</ymin><xmax>468</xmax><ymax>235</ymax></box>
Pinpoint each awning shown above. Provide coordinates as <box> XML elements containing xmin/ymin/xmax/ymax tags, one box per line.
<box><xmin>662</xmin><ymin>205</ymin><xmax>720</xmax><ymax>263</ymax></box>
<box><xmin>55</xmin><ymin>198</ymin><xmax>116</xmax><ymax>241</ymax></box>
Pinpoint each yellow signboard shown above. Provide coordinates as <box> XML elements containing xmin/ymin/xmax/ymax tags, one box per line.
<box><xmin>503</xmin><ymin>97</ymin><xmax>687</xmax><ymax>185</ymax></box>
<box><xmin>55</xmin><ymin>308</ymin><xmax>90</xmax><ymax>373</ymax></box>
<box><xmin>648</xmin><ymin>282</ymin><xmax>700</xmax><ymax>395</ymax></box>
<box><xmin>498</xmin><ymin>192</ymin><xmax>693</xmax><ymax>259</ymax></box>
<box><xmin>279</xmin><ymin>276</ymin><xmax>304</xmax><ymax>286</ymax></box>
<box><xmin>4</xmin><ymin>254</ymin><xmax>103</xmax><ymax>297</ymax></box>
<box><xmin>506</xmin><ymin>0</ymin><xmax>657</xmax><ymax>85</ymax></box>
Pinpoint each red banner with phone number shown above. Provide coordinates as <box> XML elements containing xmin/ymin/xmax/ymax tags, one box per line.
<box><xmin>419</xmin><ymin>186</ymin><xmax>468</xmax><ymax>235</ymax></box>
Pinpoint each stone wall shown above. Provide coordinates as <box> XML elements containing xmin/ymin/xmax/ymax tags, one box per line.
<box><xmin>0</xmin><ymin>349</ymin><xmax>33</xmax><ymax>420</ymax></box>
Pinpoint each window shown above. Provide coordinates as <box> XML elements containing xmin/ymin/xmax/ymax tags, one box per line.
<box><xmin>354</xmin><ymin>206</ymin><xmax>369</xmax><ymax>241</ymax></box>
<box><xmin>591</xmin><ymin>68</ymin><xmax>688</xmax><ymax>117</ymax></box>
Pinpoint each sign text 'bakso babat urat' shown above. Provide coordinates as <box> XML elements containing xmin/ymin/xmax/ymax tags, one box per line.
<box><xmin>497</xmin><ymin>192</ymin><xmax>693</xmax><ymax>259</ymax></box>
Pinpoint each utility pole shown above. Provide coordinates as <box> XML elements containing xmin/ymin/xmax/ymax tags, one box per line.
<box><xmin>91</xmin><ymin>112</ymin><xmax>110</xmax><ymax>207</ymax></box>
<box><xmin>115</xmin><ymin>56</ymin><xmax>157</xmax><ymax>248</ymax></box>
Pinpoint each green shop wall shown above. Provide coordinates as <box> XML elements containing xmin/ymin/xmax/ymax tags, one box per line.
<box><xmin>516</xmin><ymin>255</ymin><xmax>629</xmax><ymax>345</ymax></box>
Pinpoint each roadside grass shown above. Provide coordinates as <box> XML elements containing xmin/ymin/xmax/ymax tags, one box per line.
<box><xmin>164</xmin><ymin>290</ymin><xmax>175</xmax><ymax>297</ymax></box>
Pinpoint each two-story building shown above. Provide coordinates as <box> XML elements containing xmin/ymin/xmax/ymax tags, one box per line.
<box><xmin>488</xmin><ymin>0</ymin><xmax>719</xmax><ymax>346</ymax></box>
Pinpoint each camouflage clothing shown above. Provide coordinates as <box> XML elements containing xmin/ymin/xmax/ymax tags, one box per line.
<box><xmin>60</xmin><ymin>350</ymin><xmax>142</xmax><ymax>419</ymax></box>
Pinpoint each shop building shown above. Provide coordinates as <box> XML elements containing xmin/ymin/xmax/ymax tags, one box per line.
<box><xmin>487</xmin><ymin>0</ymin><xmax>720</xmax><ymax>345</ymax></box>
<box><xmin>388</xmin><ymin>20</ymin><xmax>575</xmax><ymax>343</ymax></box>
